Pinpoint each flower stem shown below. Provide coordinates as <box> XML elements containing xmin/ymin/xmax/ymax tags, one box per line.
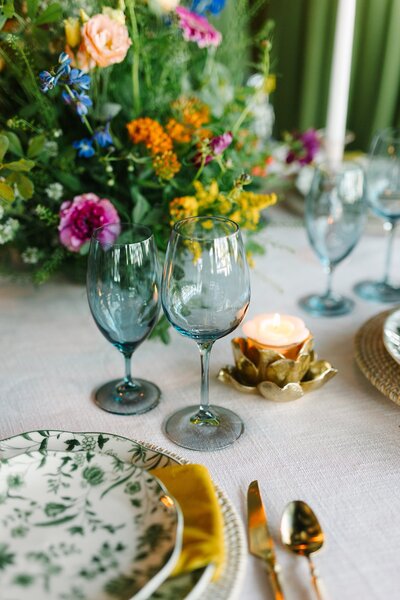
<box><xmin>126</xmin><ymin>0</ymin><xmax>141</xmax><ymax>115</ymax></box>
<box><xmin>193</xmin><ymin>156</ymin><xmax>206</xmax><ymax>182</ymax></box>
<box><xmin>64</xmin><ymin>85</ymin><xmax>94</xmax><ymax>135</ymax></box>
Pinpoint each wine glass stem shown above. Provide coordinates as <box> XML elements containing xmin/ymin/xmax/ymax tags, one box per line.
<box><xmin>124</xmin><ymin>353</ymin><xmax>133</xmax><ymax>385</ymax></box>
<box><xmin>323</xmin><ymin>264</ymin><xmax>335</xmax><ymax>299</ymax></box>
<box><xmin>190</xmin><ymin>342</ymin><xmax>219</xmax><ymax>426</ymax></box>
<box><xmin>199</xmin><ymin>342</ymin><xmax>212</xmax><ymax>411</ymax></box>
<box><xmin>382</xmin><ymin>220</ymin><xmax>397</xmax><ymax>285</ymax></box>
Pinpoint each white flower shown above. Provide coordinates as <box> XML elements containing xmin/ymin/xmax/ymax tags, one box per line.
<box><xmin>46</xmin><ymin>182</ymin><xmax>63</xmax><ymax>201</ymax></box>
<box><xmin>44</xmin><ymin>141</ymin><xmax>58</xmax><ymax>157</ymax></box>
<box><xmin>53</xmin><ymin>129</ymin><xmax>63</xmax><ymax>138</ymax></box>
<box><xmin>21</xmin><ymin>246</ymin><xmax>41</xmax><ymax>265</ymax></box>
<box><xmin>148</xmin><ymin>0</ymin><xmax>180</xmax><ymax>15</ymax></box>
<box><xmin>0</xmin><ymin>218</ymin><xmax>19</xmax><ymax>245</ymax></box>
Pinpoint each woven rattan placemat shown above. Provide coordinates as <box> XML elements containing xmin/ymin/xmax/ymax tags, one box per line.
<box><xmin>355</xmin><ymin>309</ymin><xmax>400</xmax><ymax>405</ymax></box>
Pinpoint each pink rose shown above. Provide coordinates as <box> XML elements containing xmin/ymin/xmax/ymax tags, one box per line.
<box><xmin>82</xmin><ymin>14</ymin><xmax>131</xmax><ymax>68</ymax></box>
<box><xmin>59</xmin><ymin>193</ymin><xmax>120</xmax><ymax>252</ymax></box>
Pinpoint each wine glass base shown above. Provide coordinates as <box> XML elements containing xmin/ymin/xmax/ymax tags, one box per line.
<box><xmin>354</xmin><ymin>280</ymin><xmax>400</xmax><ymax>303</ymax></box>
<box><xmin>299</xmin><ymin>293</ymin><xmax>354</xmax><ymax>317</ymax></box>
<box><xmin>94</xmin><ymin>378</ymin><xmax>160</xmax><ymax>415</ymax></box>
<box><xmin>164</xmin><ymin>405</ymin><xmax>244</xmax><ymax>452</ymax></box>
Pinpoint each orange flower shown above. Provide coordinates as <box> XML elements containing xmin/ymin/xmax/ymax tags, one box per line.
<box><xmin>166</xmin><ymin>118</ymin><xmax>192</xmax><ymax>144</ymax></box>
<box><xmin>127</xmin><ymin>118</ymin><xmax>173</xmax><ymax>154</ymax></box>
<box><xmin>172</xmin><ymin>97</ymin><xmax>210</xmax><ymax>130</ymax></box>
<box><xmin>153</xmin><ymin>150</ymin><xmax>181</xmax><ymax>180</ymax></box>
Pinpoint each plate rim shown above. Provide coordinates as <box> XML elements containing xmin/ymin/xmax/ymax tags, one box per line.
<box><xmin>0</xmin><ymin>429</ymin><xmax>246</xmax><ymax>600</ymax></box>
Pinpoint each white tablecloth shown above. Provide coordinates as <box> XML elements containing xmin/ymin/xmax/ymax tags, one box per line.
<box><xmin>1</xmin><ymin>208</ymin><xmax>400</xmax><ymax>600</ymax></box>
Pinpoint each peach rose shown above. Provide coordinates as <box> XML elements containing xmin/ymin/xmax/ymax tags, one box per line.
<box><xmin>82</xmin><ymin>14</ymin><xmax>131</xmax><ymax>68</ymax></box>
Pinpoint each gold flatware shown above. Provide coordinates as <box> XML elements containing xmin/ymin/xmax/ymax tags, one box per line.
<box><xmin>247</xmin><ymin>480</ymin><xmax>285</xmax><ymax>600</ymax></box>
<box><xmin>280</xmin><ymin>500</ymin><xmax>325</xmax><ymax>600</ymax></box>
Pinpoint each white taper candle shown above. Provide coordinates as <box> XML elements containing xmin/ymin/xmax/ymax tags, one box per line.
<box><xmin>325</xmin><ymin>0</ymin><xmax>356</xmax><ymax>166</ymax></box>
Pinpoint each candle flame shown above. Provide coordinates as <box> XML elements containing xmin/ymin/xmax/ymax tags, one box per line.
<box><xmin>272</xmin><ymin>313</ymin><xmax>281</xmax><ymax>327</ymax></box>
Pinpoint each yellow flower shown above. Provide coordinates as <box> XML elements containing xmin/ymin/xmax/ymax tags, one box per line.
<box><xmin>64</xmin><ymin>18</ymin><xmax>81</xmax><ymax>48</ymax></box>
<box><xmin>193</xmin><ymin>180</ymin><xmax>220</xmax><ymax>210</ymax></box>
<box><xmin>264</xmin><ymin>74</ymin><xmax>276</xmax><ymax>94</ymax></box>
<box><xmin>229</xmin><ymin>210</ymin><xmax>241</xmax><ymax>224</ymax></box>
<box><xmin>238</xmin><ymin>191</ymin><xmax>277</xmax><ymax>210</ymax></box>
<box><xmin>102</xmin><ymin>7</ymin><xmax>126</xmax><ymax>24</ymax></box>
<box><xmin>79</xmin><ymin>9</ymin><xmax>90</xmax><ymax>23</ymax></box>
<box><xmin>185</xmin><ymin>240</ymin><xmax>202</xmax><ymax>264</ymax></box>
<box><xmin>201</xmin><ymin>219</ymin><xmax>214</xmax><ymax>230</ymax></box>
<box><xmin>169</xmin><ymin>196</ymin><xmax>198</xmax><ymax>224</ymax></box>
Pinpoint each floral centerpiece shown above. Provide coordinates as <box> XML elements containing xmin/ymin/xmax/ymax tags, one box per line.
<box><xmin>0</xmin><ymin>0</ymin><xmax>278</xmax><ymax>334</ymax></box>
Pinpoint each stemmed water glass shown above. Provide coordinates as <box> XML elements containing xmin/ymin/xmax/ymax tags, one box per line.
<box><xmin>354</xmin><ymin>128</ymin><xmax>400</xmax><ymax>302</ymax></box>
<box><xmin>299</xmin><ymin>162</ymin><xmax>366</xmax><ymax>316</ymax></box>
<box><xmin>87</xmin><ymin>222</ymin><xmax>161</xmax><ymax>414</ymax></box>
<box><xmin>161</xmin><ymin>216</ymin><xmax>251</xmax><ymax>451</ymax></box>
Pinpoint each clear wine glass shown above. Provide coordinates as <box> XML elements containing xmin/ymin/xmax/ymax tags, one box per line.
<box><xmin>161</xmin><ymin>216</ymin><xmax>250</xmax><ymax>451</ymax></box>
<box><xmin>354</xmin><ymin>128</ymin><xmax>400</xmax><ymax>302</ymax></box>
<box><xmin>299</xmin><ymin>162</ymin><xmax>366</xmax><ymax>316</ymax></box>
<box><xmin>87</xmin><ymin>222</ymin><xmax>161</xmax><ymax>414</ymax></box>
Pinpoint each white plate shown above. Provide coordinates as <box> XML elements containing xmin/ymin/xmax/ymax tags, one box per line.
<box><xmin>383</xmin><ymin>308</ymin><xmax>400</xmax><ymax>364</ymax></box>
<box><xmin>0</xmin><ymin>430</ymin><xmax>246</xmax><ymax>600</ymax></box>
<box><xmin>0</xmin><ymin>449</ymin><xmax>182</xmax><ymax>600</ymax></box>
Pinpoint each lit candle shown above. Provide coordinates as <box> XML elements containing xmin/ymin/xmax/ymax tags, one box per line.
<box><xmin>325</xmin><ymin>0</ymin><xmax>356</xmax><ymax>166</ymax></box>
<box><xmin>242</xmin><ymin>313</ymin><xmax>310</xmax><ymax>353</ymax></box>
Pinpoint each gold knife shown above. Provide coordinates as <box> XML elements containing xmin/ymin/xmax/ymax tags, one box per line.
<box><xmin>247</xmin><ymin>480</ymin><xmax>285</xmax><ymax>600</ymax></box>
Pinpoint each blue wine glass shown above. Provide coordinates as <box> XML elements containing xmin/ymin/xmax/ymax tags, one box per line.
<box><xmin>87</xmin><ymin>223</ymin><xmax>161</xmax><ymax>414</ymax></box>
<box><xmin>354</xmin><ymin>128</ymin><xmax>400</xmax><ymax>302</ymax></box>
<box><xmin>299</xmin><ymin>162</ymin><xmax>366</xmax><ymax>316</ymax></box>
<box><xmin>161</xmin><ymin>216</ymin><xmax>250</xmax><ymax>451</ymax></box>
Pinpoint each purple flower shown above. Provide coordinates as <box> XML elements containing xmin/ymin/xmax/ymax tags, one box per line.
<box><xmin>191</xmin><ymin>0</ymin><xmax>226</xmax><ymax>15</ymax></box>
<box><xmin>59</xmin><ymin>193</ymin><xmax>120</xmax><ymax>252</ymax></box>
<box><xmin>175</xmin><ymin>6</ymin><xmax>222</xmax><ymax>48</ymax></box>
<box><xmin>210</xmin><ymin>131</ymin><xmax>233</xmax><ymax>155</ymax></box>
<box><xmin>195</xmin><ymin>131</ymin><xmax>233</xmax><ymax>166</ymax></box>
<box><xmin>93</xmin><ymin>123</ymin><xmax>113</xmax><ymax>148</ymax></box>
<box><xmin>286</xmin><ymin>129</ymin><xmax>320</xmax><ymax>165</ymax></box>
<box><xmin>72</xmin><ymin>138</ymin><xmax>95</xmax><ymax>158</ymax></box>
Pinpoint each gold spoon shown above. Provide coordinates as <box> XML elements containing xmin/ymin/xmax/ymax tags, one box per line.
<box><xmin>280</xmin><ymin>500</ymin><xmax>325</xmax><ymax>600</ymax></box>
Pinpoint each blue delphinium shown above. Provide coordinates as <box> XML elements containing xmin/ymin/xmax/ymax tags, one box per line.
<box><xmin>93</xmin><ymin>123</ymin><xmax>113</xmax><ymax>148</ymax></box>
<box><xmin>39</xmin><ymin>52</ymin><xmax>92</xmax><ymax>121</ymax></box>
<box><xmin>39</xmin><ymin>71</ymin><xmax>58</xmax><ymax>93</ymax></box>
<box><xmin>68</xmin><ymin>69</ymin><xmax>91</xmax><ymax>91</ymax></box>
<box><xmin>72</xmin><ymin>138</ymin><xmax>95</xmax><ymax>158</ymax></box>
<box><xmin>39</xmin><ymin>52</ymin><xmax>72</xmax><ymax>92</ymax></box>
<box><xmin>191</xmin><ymin>0</ymin><xmax>226</xmax><ymax>15</ymax></box>
<box><xmin>74</xmin><ymin>92</ymin><xmax>93</xmax><ymax>119</ymax></box>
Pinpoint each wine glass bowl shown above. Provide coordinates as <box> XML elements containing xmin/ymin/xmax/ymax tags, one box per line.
<box><xmin>87</xmin><ymin>222</ymin><xmax>161</xmax><ymax>415</ymax></box>
<box><xmin>162</xmin><ymin>216</ymin><xmax>251</xmax><ymax>451</ymax></box>
<box><xmin>354</xmin><ymin>128</ymin><xmax>400</xmax><ymax>302</ymax></box>
<box><xmin>299</xmin><ymin>162</ymin><xmax>366</xmax><ymax>316</ymax></box>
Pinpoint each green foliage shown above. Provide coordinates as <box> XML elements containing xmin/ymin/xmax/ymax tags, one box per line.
<box><xmin>0</xmin><ymin>134</ymin><xmax>35</xmax><ymax>201</ymax></box>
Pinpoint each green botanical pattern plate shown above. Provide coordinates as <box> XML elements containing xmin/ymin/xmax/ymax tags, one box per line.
<box><xmin>0</xmin><ymin>431</ymin><xmax>246</xmax><ymax>600</ymax></box>
<box><xmin>0</xmin><ymin>448</ymin><xmax>182</xmax><ymax>600</ymax></box>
